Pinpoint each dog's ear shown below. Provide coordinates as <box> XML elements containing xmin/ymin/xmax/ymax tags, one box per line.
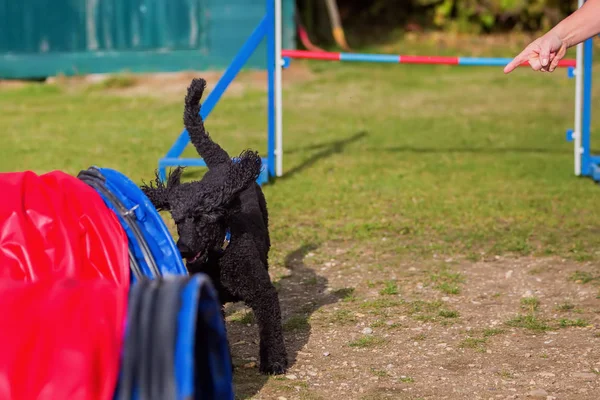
<box><xmin>166</xmin><ymin>166</ymin><xmax>184</xmax><ymax>187</ymax></box>
<box><xmin>140</xmin><ymin>167</ymin><xmax>184</xmax><ymax>211</ymax></box>
<box><xmin>221</xmin><ymin>150</ymin><xmax>263</xmax><ymax>203</ymax></box>
<box><xmin>199</xmin><ymin>150</ymin><xmax>262</xmax><ymax>213</ymax></box>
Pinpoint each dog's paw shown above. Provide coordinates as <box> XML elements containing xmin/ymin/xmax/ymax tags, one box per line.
<box><xmin>259</xmin><ymin>361</ymin><xmax>288</xmax><ymax>375</ymax></box>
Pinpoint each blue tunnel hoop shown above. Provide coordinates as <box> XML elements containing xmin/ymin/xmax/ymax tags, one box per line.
<box><xmin>79</xmin><ymin>166</ymin><xmax>234</xmax><ymax>400</ymax></box>
<box><xmin>114</xmin><ymin>275</ymin><xmax>234</xmax><ymax>400</ymax></box>
<box><xmin>79</xmin><ymin>166</ymin><xmax>188</xmax><ymax>283</ymax></box>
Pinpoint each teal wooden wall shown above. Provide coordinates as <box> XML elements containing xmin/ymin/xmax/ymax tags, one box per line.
<box><xmin>0</xmin><ymin>0</ymin><xmax>295</xmax><ymax>79</ymax></box>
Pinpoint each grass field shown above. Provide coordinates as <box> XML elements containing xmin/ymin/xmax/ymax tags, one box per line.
<box><xmin>2</xmin><ymin>34</ymin><xmax>600</xmax><ymax>399</ymax></box>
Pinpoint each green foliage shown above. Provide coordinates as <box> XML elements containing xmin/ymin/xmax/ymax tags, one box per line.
<box><xmin>319</xmin><ymin>0</ymin><xmax>579</xmax><ymax>36</ymax></box>
<box><xmin>421</xmin><ymin>0</ymin><xmax>576</xmax><ymax>33</ymax></box>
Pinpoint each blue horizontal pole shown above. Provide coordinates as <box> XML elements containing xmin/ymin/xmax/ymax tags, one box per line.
<box><xmin>591</xmin><ymin>164</ymin><xmax>600</xmax><ymax>182</ymax></box>
<box><xmin>160</xmin><ymin>157</ymin><xmax>271</xmax><ymax>168</ymax></box>
<box><xmin>340</xmin><ymin>53</ymin><xmax>399</xmax><ymax>63</ymax></box>
<box><xmin>159</xmin><ymin>158</ymin><xmax>208</xmax><ymax>168</ymax></box>
<box><xmin>159</xmin><ymin>157</ymin><xmax>270</xmax><ymax>184</ymax></box>
<box><xmin>458</xmin><ymin>57</ymin><xmax>514</xmax><ymax>66</ymax></box>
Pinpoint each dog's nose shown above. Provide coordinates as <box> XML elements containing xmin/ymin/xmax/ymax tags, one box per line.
<box><xmin>177</xmin><ymin>240</ymin><xmax>192</xmax><ymax>256</ymax></box>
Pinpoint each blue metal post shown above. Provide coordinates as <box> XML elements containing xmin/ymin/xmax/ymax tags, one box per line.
<box><xmin>266</xmin><ymin>0</ymin><xmax>276</xmax><ymax>178</ymax></box>
<box><xmin>582</xmin><ymin>37</ymin><xmax>593</xmax><ymax>176</ymax></box>
<box><xmin>159</xmin><ymin>16</ymin><xmax>270</xmax><ymax>182</ymax></box>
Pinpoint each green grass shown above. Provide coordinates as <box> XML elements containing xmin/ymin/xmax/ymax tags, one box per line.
<box><xmin>498</xmin><ymin>370</ymin><xmax>515</xmax><ymax>380</ymax></box>
<box><xmin>436</xmin><ymin>282</ymin><xmax>461</xmax><ymax>295</ymax></box>
<box><xmin>4</xmin><ymin>39</ymin><xmax>600</xmax><ymax>267</ymax></box>
<box><xmin>459</xmin><ymin>337</ymin><xmax>488</xmax><ymax>352</ymax></box>
<box><xmin>379</xmin><ymin>280</ymin><xmax>400</xmax><ymax>295</ymax></box>
<box><xmin>438</xmin><ymin>309</ymin><xmax>460</xmax><ymax>318</ymax></box>
<box><xmin>348</xmin><ymin>335</ymin><xmax>386</xmax><ymax>348</ymax></box>
<box><xmin>283</xmin><ymin>314</ymin><xmax>310</xmax><ymax>332</ymax></box>
<box><xmin>558</xmin><ymin>318</ymin><xmax>588</xmax><ymax>328</ymax></box>
<box><xmin>229</xmin><ymin>310</ymin><xmax>255</xmax><ymax>325</ymax></box>
<box><xmin>505</xmin><ymin>314</ymin><xmax>552</xmax><ymax>332</ymax></box>
<box><xmin>332</xmin><ymin>287</ymin><xmax>357</xmax><ymax>302</ymax></box>
<box><xmin>520</xmin><ymin>297</ymin><xmax>541</xmax><ymax>313</ymax></box>
<box><xmin>483</xmin><ymin>328</ymin><xmax>505</xmax><ymax>337</ymax></box>
<box><xmin>370</xmin><ymin>368</ymin><xmax>388</xmax><ymax>377</ymax></box>
<box><xmin>569</xmin><ymin>271</ymin><xmax>597</xmax><ymax>284</ymax></box>
<box><xmin>429</xmin><ymin>267</ymin><xmax>465</xmax><ymax>295</ymax></box>
<box><xmin>329</xmin><ymin>309</ymin><xmax>357</xmax><ymax>325</ymax></box>
<box><xmin>505</xmin><ymin>314</ymin><xmax>589</xmax><ymax>331</ymax></box>
<box><xmin>556</xmin><ymin>301</ymin><xmax>576</xmax><ymax>312</ymax></box>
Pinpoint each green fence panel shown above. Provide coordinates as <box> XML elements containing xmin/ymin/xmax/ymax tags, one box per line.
<box><xmin>0</xmin><ymin>0</ymin><xmax>295</xmax><ymax>79</ymax></box>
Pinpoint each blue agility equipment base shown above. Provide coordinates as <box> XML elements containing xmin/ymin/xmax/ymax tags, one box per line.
<box><xmin>159</xmin><ymin>0</ymin><xmax>280</xmax><ymax>186</ymax></box>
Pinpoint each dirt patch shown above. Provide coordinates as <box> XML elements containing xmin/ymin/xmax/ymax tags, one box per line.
<box><xmin>225</xmin><ymin>245</ymin><xmax>600</xmax><ymax>399</ymax></box>
<box><xmin>0</xmin><ymin>80</ymin><xmax>29</xmax><ymax>90</ymax></box>
<box><xmin>42</xmin><ymin>63</ymin><xmax>315</xmax><ymax>100</ymax></box>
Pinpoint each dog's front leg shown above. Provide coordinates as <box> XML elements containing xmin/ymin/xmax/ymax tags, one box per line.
<box><xmin>220</xmin><ymin>252</ymin><xmax>288</xmax><ymax>375</ymax></box>
<box><xmin>250</xmin><ymin>281</ymin><xmax>288</xmax><ymax>375</ymax></box>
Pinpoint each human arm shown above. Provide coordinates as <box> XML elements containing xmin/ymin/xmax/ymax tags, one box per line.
<box><xmin>504</xmin><ymin>0</ymin><xmax>600</xmax><ymax>74</ymax></box>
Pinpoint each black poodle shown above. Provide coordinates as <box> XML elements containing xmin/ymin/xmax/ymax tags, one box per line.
<box><xmin>141</xmin><ymin>78</ymin><xmax>288</xmax><ymax>375</ymax></box>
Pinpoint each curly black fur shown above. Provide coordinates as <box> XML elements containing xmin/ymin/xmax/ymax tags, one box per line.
<box><xmin>141</xmin><ymin>78</ymin><xmax>288</xmax><ymax>375</ymax></box>
<box><xmin>140</xmin><ymin>167</ymin><xmax>184</xmax><ymax>211</ymax></box>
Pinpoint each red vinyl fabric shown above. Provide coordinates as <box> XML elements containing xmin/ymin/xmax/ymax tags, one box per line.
<box><xmin>0</xmin><ymin>170</ymin><xmax>131</xmax><ymax>400</ymax></box>
<box><xmin>0</xmin><ymin>279</ymin><xmax>128</xmax><ymax>400</ymax></box>
<box><xmin>0</xmin><ymin>170</ymin><xmax>129</xmax><ymax>286</ymax></box>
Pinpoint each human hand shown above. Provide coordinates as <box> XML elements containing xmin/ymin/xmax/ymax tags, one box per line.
<box><xmin>503</xmin><ymin>30</ymin><xmax>567</xmax><ymax>74</ymax></box>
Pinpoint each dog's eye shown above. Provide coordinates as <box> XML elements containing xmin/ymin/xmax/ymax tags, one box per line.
<box><xmin>191</xmin><ymin>213</ymin><xmax>206</xmax><ymax>222</ymax></box>
<box><xmin>173</xmin><ymin>215</ymin><xmax>192</xmax><ymax>225</ymax></box>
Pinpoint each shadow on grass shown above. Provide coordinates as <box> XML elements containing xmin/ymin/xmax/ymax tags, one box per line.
<box><xmin>229</xmin><ymin>243</ymin><xmax>346</xmax><ymax>399</ymax></box>
<box><xmin>171</xmin><ymin>131</ymin><xmax>367</xmax><ymax>184</ymax></box>
<box><xmin>280</xmin><ymin>130</ymin><xmax>368</xmax><ymax>180</ymax></box>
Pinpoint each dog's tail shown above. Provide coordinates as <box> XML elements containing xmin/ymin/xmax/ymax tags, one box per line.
<box><xmin>184</xmin><ymin>78</ymin><xmax>231</xmax><ymax>168</ymax></box>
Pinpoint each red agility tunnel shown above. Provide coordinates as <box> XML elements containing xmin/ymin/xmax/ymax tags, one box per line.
<box><xmin>0</xmin><ymin>170</ymin><xmax>130</xmax><ymax>285</ymax></box>
<box><xmin>0</xmin><ymin>170</ymin><xmax>130</xmax><ymax>400</ymax></box>
<box><xmin>0</xmin><ymin>279</ymin><xmax>128</xmax><ymax>400</ymax></box>
<box><xmin>0</xmin><ymin>170</ymin><xmax>234</xmax><ymax>400</ymax></box>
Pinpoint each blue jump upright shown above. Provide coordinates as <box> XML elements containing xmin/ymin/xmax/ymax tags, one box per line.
<box><xmin>566</xmin><ymin>35</ymin><xmax>598</xmax><ymax>182</ymax></box>
<box><xmin>159</xmin><ymin>0</ymin><xmax>279</xmax><ymax>186</ymax></box>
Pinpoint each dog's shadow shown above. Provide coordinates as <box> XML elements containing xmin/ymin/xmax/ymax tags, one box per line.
<box><xmin>280</xmin><ymin>130</ymin><xmax>368</xmax><ymax>181</ymax></box>
<box><xmin>224</xmin><ymin>243</ymin><xmax>342</xmax><ymax>399</ymax></box>
<box><xmin>177</xmin><ymin>130</ymin><xmax>368</xmax><ymax>184</ymax></box>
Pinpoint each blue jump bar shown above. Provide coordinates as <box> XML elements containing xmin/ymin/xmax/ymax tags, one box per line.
<box><xmin>340</xmin><ymin>53</ymin><xmax>399</xmax><ymax>63</ymax></box>
<box><xmin>458</xmin><ymin>57</ymin><xmax>514</xmax><ymax>66</ymax></box>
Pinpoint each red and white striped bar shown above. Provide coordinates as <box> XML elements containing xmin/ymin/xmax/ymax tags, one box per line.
<box><xmin>281</xmin><ymin>49</ymin><xmax>577</xmax><ymax>68</ymax></box>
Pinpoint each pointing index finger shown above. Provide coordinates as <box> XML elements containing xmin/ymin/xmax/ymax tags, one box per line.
<box><xmin>503</xmin><ymin>50</ymin><xmax>529</xmax><ymax>74</ymax></box>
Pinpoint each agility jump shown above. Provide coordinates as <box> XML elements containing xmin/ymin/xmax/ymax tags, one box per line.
<box><xmin>160</xmin><ymin>0</ymin><xmax>595</xmax><ymax>185</ymax></box>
